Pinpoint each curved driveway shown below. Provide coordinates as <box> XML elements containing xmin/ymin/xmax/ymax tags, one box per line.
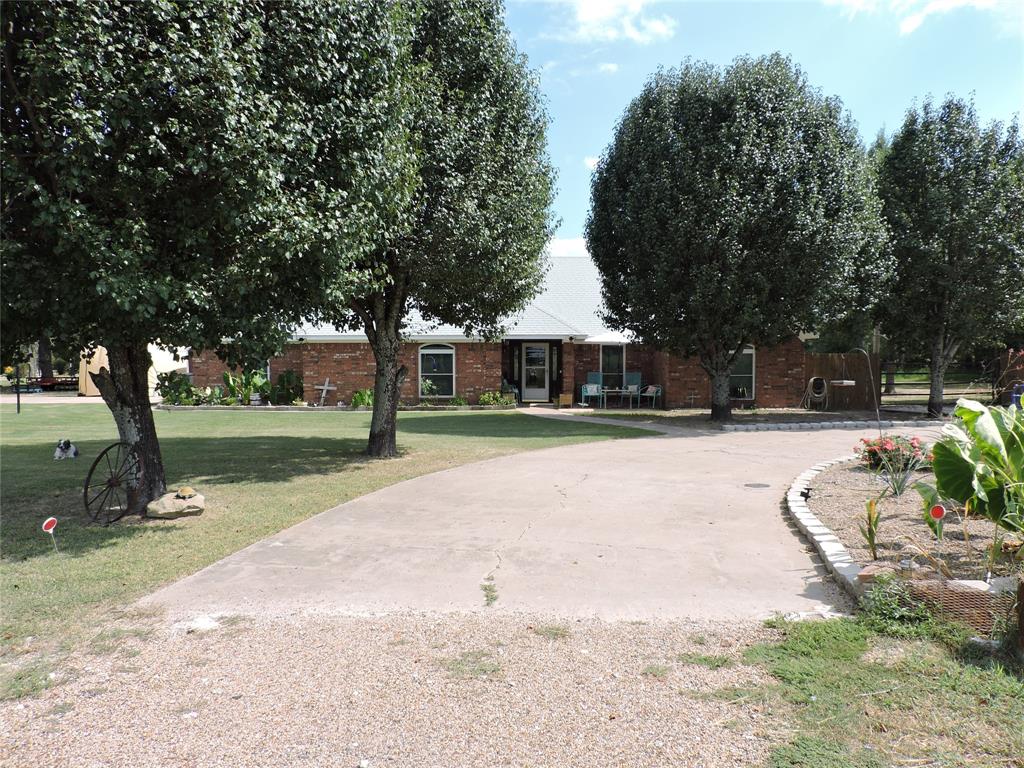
<box><xmin>147</xmin><ymin>416</ymin><xmax>941</xmax><ymax>621</ymax></box>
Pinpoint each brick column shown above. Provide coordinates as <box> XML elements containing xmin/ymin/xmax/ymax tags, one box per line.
<box><xmin>562</xmin><ymin>341</ymin><xmax>576</xmax><ymax>404</ymax></box>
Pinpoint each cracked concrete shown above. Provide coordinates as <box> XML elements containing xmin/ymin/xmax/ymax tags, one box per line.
<box><xmin>141</xmin><ymin>423</ymin><xmax>919</xmax><ymax>622</ymax></box>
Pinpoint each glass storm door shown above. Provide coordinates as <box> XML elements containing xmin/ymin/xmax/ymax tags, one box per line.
<box><xmin>522</xmin><ymin>343</ymin><xmax>550</xmax><ymax>401</ymax></box>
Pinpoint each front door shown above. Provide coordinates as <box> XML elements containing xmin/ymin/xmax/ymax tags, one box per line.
<box><xmin>522</xmin><ymin>343</ymin><xmax>549</xmax><ymax>402</ymax></box>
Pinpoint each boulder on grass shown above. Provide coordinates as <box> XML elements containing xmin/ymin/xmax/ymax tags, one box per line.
<box><xmin>147</xmin><ymin>491</ymin><xmax>204</xmax><ymax>519</ymax></box>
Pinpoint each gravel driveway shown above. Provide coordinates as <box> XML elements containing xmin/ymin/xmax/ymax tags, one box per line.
<box><xmin>2</xmin><ymin>613</ymin><xmax>784</xmax><ymax>768</ymax></box>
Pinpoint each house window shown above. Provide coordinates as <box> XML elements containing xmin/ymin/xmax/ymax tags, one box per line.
<box><xmin>419</xmin><ymin>344</ymin><xmax>455</xmax><ymax>397</ymax></box>
<box><xmin>729</xmin><ymin>346</ymin><xmax>755</xmax><ymax>400</ymax></box>
<box><xmin>600</xmin><ymin>345</ymin><xmax>624</xmax><ymax>390</ymax></box>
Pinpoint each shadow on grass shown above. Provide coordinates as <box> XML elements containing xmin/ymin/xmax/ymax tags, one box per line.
<box><xmin>397</xmin><ymin>412</ymin><xmax>648</xmax><ymax>439</ymax></box>
<box><xmin>1</xmin><ymin>435</ymin><xmax>375</xmax><ymax>564</ymax></box>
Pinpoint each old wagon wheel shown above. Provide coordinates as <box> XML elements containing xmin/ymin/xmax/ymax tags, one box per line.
<box><xmin>83</xmin><ymin>442</ymin><xmax>139</xmax><ymax>525</ymax></box>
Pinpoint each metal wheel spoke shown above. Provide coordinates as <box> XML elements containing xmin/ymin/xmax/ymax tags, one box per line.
<box><xmin>87</xmin><ymin>484</ymin><xmax>110</xmax><ymax>506</ymax></box>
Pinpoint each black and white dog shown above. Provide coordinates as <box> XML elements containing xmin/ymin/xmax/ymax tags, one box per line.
<box><xmin>53</xmin><ymin>439</ymin><xmax>79</xmax><ymax>460</ymax></box>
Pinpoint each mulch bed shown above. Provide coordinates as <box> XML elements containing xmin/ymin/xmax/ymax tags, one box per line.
<box><xmin>808</xmin><ymin>461</ymin><xmax>1017</xmax><ymax>581</ymax></box>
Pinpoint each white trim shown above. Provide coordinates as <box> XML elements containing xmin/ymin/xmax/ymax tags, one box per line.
<box><xmin>418</xmin><ymin>343</ymin><xmax>456</xmax><ymax>398</ymax></box>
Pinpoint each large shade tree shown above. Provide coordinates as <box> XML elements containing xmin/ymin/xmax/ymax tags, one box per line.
<box><xmin>317</xmin><ymin>0</ymin><xmax>556</xmax><ymax>457</ymax></box>
<box><xmin>1</xmin><ymin>0</ymin><xmax>412</xmax><ymax>507</ymax></box>
<box><xmin>875</xmin><ymin>97</ymin><xmax>1024</xmax><ymax>417</ymax></box>
<box><xmin>586</xmin><ymin>54</ymin><xmax>887</xmax><ymax>420</ymax></box>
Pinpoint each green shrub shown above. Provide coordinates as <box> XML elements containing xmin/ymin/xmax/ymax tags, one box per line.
<box><xmin>274</xmin><ymin>370</ymin><xmax>304</xmax><ymax>404</ymax></box>
<box><xmin>917</xmin><ymin>398</ymin><xmax>1024</xmax><ymax>538</ymax></box>
<box><xmin>450</xmin><ymin>395</ymin><xmax>468</xmax><ymax>406</ymax></box>
<box><xmin>351</xmin><ymin>388</ymin><xmax>374</xmax><ymax>408</ymax></box>
<box><xmin>478</xmin><ymin>390</ymin><xmax>516</xmax><ymax>406</ymax></box>
<box><xmin>156</xmin><ymin>371</ymin><xmax>196</xmax><ymax>405</ymax></box>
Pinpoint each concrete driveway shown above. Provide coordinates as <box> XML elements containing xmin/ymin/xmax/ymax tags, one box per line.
<box><xmin>146</xmin><ymin>417</ymin><xmax>940</xmax><ymax>621</ymax></box>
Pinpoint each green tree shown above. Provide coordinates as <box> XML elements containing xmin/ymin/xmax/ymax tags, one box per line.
<box><xmin>586</xmin><ymin>55</ymin><xmax>887</xmax><ymax>420</ymax></box>
<box><xmin>318</xmin><ymin>0</ymin><xmax>556</xmax><ymax>457</ymax></box>
<box><xmin>1</xmin><ymin>0</ymin><xmax>411</xmax><ymax>506</ymax></box>
<box><xmin>876</xmin><ymin>97</ymin><xmax>1024</xmax><ymax>417</ymax></box>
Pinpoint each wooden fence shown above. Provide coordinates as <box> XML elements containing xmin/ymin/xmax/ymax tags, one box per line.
<box><xmin>804</xmin><ymin>351</ymin><xmax>881</xmax><ymax>411</ymax></box>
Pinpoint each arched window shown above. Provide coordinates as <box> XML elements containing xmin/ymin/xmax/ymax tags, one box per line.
<box><xmin>418</xmin><ymin>344</ymin><xmax>455</xmax><ymax>397</ymax></box>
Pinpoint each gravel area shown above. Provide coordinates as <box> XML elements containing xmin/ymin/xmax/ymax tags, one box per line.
<box><xmin>809</xmin><ymin>461</ymin><xmax>1017</xmax><ymax>580</ymax></box>
<box><xmin>2</xmin><ymin>612</ymin><xmax>784</xmax><ymax>768</ymax></box>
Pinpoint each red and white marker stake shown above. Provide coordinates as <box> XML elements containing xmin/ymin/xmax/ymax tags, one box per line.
<box><xmin>42</xmin><ymin>516</ymin><xmax>59</xmax><ymax>554</ymax></box>
<box><xmin>929</xmin><ymin>504</ymin><xmax>946</xmax><ymax>579</ymax></box>
<box><xmin>42</xmin><ymin>516</ymin><xmax>71</xmax><ymax>590</ymax></box>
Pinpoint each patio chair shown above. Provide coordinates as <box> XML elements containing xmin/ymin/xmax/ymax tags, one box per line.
<box><xmin>639</xmin><ymin>384</ymin><xmax>662</xmax><ymax>408</ymax></box>
<box><xmin>624</xmin><ymin>371</ymin><xmax>642</xmax><ymax>388</ymax></box>
<box><xmin>579</xmin><ymin>383</ymin><xmax>602</xmax><ymax>408</ymax></box>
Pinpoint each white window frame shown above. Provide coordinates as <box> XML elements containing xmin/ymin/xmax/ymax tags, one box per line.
<box><xmin>729</xmin><ymin>345</ymin><xmax>755</xmax><ymax>400</ymax></box>
<box><xmin>418</xmin><ymin>343</ymin><xmax>456</xmax><ymax>398</ymax></box>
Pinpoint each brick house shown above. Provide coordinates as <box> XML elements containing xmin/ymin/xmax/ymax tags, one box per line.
<box><xmin>189</xmin><ymin>254</ymin><xmax>808</xmax><ymax>408</ymax></box>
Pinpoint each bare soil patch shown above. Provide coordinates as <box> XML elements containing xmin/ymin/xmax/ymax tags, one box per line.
<box><xmin>808</xmin><ymin>461</ymin><xmax>1017</xmax><ymax>580</ymax></box>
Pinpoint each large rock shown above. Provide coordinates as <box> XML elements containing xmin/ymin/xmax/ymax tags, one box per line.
<box><xmin>147</xmin><ymin>491</ymin><xmax>205</xmax><ymax>519</ymax></box>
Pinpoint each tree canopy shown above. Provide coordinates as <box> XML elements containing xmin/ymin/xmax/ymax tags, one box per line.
<box><xmin>315</xmin><ymin>0</ymin><xmax>556</xmax><ymax>456</ymax></box>
<box><xmin>875</xmin><ymin>96</ymin><xmax>1024</xmax><ymax>416</ymax></box>
<box><xmin>586</xmin><ymin>54</ymin><xmax>887</xmax><ymax>420</ymax></box>
<box><xmin>1</xmin><ymin>0</ymin><xmax>413</xmax><ymax>503</ymax></box>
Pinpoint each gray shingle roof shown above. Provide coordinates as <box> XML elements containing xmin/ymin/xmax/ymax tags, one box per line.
<box><xmin>293</xmin><ymin>254</ymin><xmax>629</xmax><ymax>343</ymax></box>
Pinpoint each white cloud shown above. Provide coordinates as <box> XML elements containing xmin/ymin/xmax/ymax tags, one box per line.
<box><xmin>547</xmin><ymin>237</ymin><xmax>589</xmax><ymax>259</ymax></box>
<box><xmin>584</xmin><ymin>155</ymin><xmax>600</xmax><ymax>170</ymax></box>
<box><xmin>824</xmin><ymin>0</ymin><xmax>1023</xmax><ymax>36</ymax></box>
<box><xmin>598</xmin><ymin>62</ymin><xmax>619</xmax><ymax>73</ymax></box>
<box><xmin>555</xmin><ymin>0</ymin><xmax>677</xmax><ymax>45</ymax></box>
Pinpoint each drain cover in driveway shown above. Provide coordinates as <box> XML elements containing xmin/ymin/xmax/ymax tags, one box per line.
<box><xmin>744</xmin><ymin>483</ymin><xmax>770</xmax><ymax>488</ymax></box>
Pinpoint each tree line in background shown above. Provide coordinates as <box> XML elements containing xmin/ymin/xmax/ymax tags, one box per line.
<box><xmin>1</xmin><ymin>0</ymin><xmax>554</xmax><ymax>508</ymax></box>
<box><xmin>588</xmin><ymin>55</ymin><xmax>1023</xmax><ymax>420</ymax></box>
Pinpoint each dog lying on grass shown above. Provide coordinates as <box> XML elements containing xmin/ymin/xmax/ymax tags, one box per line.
<box><xmin>53</xmin><ymin>439</ymin><xmax>79</xmax><ymax>460</ymax></box>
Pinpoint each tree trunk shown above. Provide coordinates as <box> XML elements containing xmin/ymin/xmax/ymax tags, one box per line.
<box><xmin>37</xmin><ymin>337</ymin><xmax>53</xmax><ymax>379</ymax></box>
<box><xmin>366</xmin><ymin>331</ymin><xmax>407</xmax><ymax>458</ymax></box>
<box><xmin>90</xmin><ymin>343</ymin><xmax>166</xmax><ymax>512</ymax></box>
<box><xmin>928</xmin><ymin>335</ymin><xmax>954</xmax><ymax>418</ymax></box>
<box><xmin>883</xmin><ymin>361</ymin><xmax>896</xmax><ymax>395</ymax></box>
<box><xmin>709</xmin><ymin>367</ymin><xmax>733</xmax><ymax>422</ymax></box>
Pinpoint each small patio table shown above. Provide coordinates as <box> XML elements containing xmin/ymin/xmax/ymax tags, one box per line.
<box><xmin>601</xmin><ymin>387</ymin><xmax>637</xmax><ymax>409</ymax></box>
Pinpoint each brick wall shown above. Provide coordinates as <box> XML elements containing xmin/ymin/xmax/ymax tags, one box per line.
<box><xmin>188</xmin><ymin>337</ymin><xmax>807</xmax><ymax>408</ymax></box>
<box><xmin>754</xmin><ymin>337</ymin><xmax>807</xmax><ymax>408</ymax></box>
<box><xmin>651</xmin><ymin>338</ymin><xmax>807</xmax><ymax>409</ymax></box>
<box><xmin>188</xmin><ymin>341</ymin><xmax>502</xmax><ymax>406</ymax></box>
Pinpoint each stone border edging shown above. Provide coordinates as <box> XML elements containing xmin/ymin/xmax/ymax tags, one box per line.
<box><xmin>785</xmin><ymin>455</ymin><xmax>1019</xmax><ymax>602</ymax></box>
<box><xmin>725</xmin><ymin>419</ymin><xmax>944</xmax><ymax>432</ymax></box>
<box><xmin>785</xmin><ymin>454</ymin><xmax>864</xmax><ymax>596</ymax></box>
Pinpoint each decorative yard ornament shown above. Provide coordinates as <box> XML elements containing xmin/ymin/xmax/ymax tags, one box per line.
<box><xmin>927</xmin><ymin>503</ymin><xmax>947</xmax><ymax>578</ymax></box>
<box><xmin>42</xmin><ymin>516</ymin><xmax>60</xmax><ymax>555</ymax></box>
<box><xmin>314</xmin><ymin>379</ymin><xmax>336</xmax><ymax>408</ymax></box>
<box><xmin>41</xmin><ymin>516</ymin><xmax>71</xmax><ymax>589</ymax></box>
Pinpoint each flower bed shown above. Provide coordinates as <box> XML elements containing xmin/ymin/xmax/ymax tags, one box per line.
<box><xmin>808</xmin><ymin>461</ymin><xmax>1018</xmax><ymax>581</ymax></box>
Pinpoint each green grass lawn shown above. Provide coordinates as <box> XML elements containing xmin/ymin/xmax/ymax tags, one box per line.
<box><xmin>0</xmin><ymin>405</ymin><xmax>646</xmax><ymax>658</ymax></box>
<box><xmin>738</xmin><ymin>619</ymin><xmax>1024</xmax><ymax>768</ymax></box>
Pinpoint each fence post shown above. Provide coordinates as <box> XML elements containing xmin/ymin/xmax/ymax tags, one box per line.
<box><xmin>883</xmin><ymin>361</ymin><xmax>896</xmax><ymax>395</ymax></box>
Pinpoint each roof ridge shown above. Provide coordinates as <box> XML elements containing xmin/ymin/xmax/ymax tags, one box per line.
<box><xmin>524</xmin><ymin>301</ymin><xmax>586</xmax><ymax>335</ymax></box>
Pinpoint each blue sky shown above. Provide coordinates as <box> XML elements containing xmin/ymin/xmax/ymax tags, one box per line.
<box><xmin>504</xmin><ymin>0</ymin><xmax>1024</xmax><ymax>247</ymax></box>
